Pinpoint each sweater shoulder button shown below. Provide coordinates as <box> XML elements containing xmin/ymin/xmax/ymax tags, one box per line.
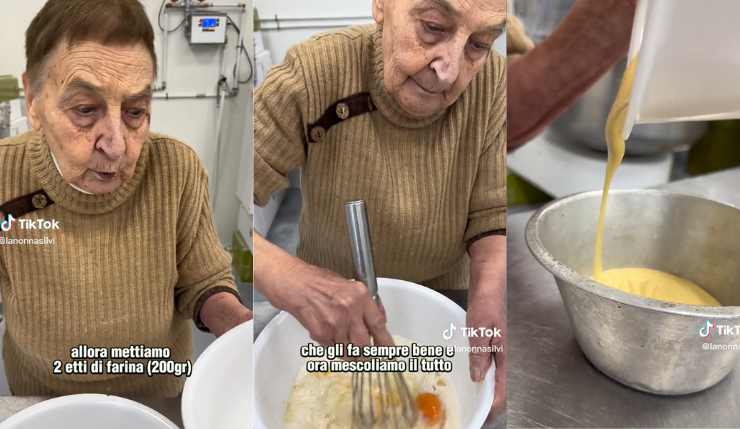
<box><xmin>31</xmin><ymin>193</ymin><xmax>48</xmax><ymax>209</ymax></box>
<box><xmin>310</xmin><ymin>126</ymin><xmax>326</xmax><ymax>143</ymax></box>
<box><xmin>336</xmin><ymin>102</ymin><xmax>350</xmax><ymax>120</ymax></box>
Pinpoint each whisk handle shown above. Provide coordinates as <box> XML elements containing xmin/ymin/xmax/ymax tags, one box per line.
<box><xmin>344</xmin><ymin>200</ymin><xmax>379</xmax><ymax>299</ymax></box>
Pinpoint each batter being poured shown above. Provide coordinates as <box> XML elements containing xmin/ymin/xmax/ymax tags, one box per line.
<box><xmin>592</xmin><ymin>58</ymin><xmax>720</xmax><ymax>307</ymax></box>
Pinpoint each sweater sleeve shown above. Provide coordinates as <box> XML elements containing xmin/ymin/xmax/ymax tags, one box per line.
<box><xmin>253</xmin><ymin>46</ymin><xmax>311</xmax><ymax>207</ymax></box>
<box><xmin>464</xmin><ymin>55</ymin><xmax>508</xmax><ymax>243</ymax></box>
<box><xmin>0</xmin><ymin>250</ymin><xmax>7</xmax><ymax>300</ymax></box>
<box><xmin>175</xmin><ymin>154</ymin><xmax>238</xmax><ymax>323</ymax></box>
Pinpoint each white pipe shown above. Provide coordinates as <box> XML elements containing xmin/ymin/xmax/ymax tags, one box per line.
<box><xmin>211</xmin><ymin>84</ymin><xmax>228</xmax><ymax>208</ymax></box>
<box><xmin>167</xmin><ymin>3</ymin><xmax>246</xmax><ymax>9</ymax></box>
<box><xmin>233</xmin><ymin>9</ymin><xmax>247</xmax><ymax>90</ymax></box>
<box><xmin>184</xmin><ymin>0</ymin><xmax>193</xmax><ymax>36</ymax></box>
<box><xmin>218</xmin><ymin>42</ymin><xmax>229</xmax><ymax>91</ymax></box>
<box><xmin>156</xmin><ymin>9</ymin><xmax>170</xmax><ymax>91</ymax></box>
<box><xmin>153</xmin><ymin>92</ymin><xmax>235</xmax><ymax>99</ymax></box>
<box><xmin>258</xmin><ymin>16</ymin><xmax>373</xmax><ymax>31</ymax></box>
<box><xmin>260</xmin><ymin>15</ymin><xmax>371</xmax><ymax>21</ymax></box>
<box><xmin>12</xmin><ymin>92</ymin><xmax>230</xmax><ymax>100</ymax></box>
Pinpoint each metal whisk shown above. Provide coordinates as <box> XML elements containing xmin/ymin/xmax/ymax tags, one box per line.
<box><xmin>345</xmin><ymin>200</ymin><xmax>419</xmax><ymax>428</ymax></box>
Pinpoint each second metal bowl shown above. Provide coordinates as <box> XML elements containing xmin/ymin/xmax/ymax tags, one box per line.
<box><xmin>526</xmin><ymin>189</ymin><xmax>740</xmax><ymax>394</ymax></box>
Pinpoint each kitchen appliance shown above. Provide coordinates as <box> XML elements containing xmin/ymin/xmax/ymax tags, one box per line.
<box><xmin>188</xmin><ymin>13</ymin><xmax>228</xmax><ymax>45</ymax></box>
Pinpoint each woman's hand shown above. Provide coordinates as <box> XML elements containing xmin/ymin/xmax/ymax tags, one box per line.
<box><xmin>254</xmin><ymin>233</ymin><xmax>394</xmax><ymax>347</ymax></box>
<box><xmin>467</xmin><ymin>235</ymin><xmax>507</xmax><ymax>421</ymax></box>
<box><xmin>468</xmin><ymin>284</ymin><xmax>507</xmax><ymax>421</ymax></box>
<box><xmin>283</xmin><ymin>263</ymin><xmax>394</xmax><ymax>347</ymax></box>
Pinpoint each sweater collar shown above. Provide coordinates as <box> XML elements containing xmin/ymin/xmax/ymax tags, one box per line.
<box><xmin>368</xmin><ymin>26</ymin><xmax>447</xmax><ymax>129</ymax></box>
<box><xmin>27</xmin><ymin>131</ymin><xmax>149</xmax><ymax>215</ymax></box>
<box><xmin>50</xmin><ymin>150</ymin><xmax>93</xmax><ymax>195</ymax></box>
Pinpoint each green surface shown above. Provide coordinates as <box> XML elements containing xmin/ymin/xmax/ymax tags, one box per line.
<box><xmin>688</xmin><ymin>120</ymin><xmax>740</xmax><ymax>175</ymax></box>
<box><xmin>0</xmin><ymin>75</ymin><xmax>20</xmax><ymax>102</ymax></box>
<box><xmin>231</xmin><ymin>231</ymin><xmax>253</xmax><ymax>283</ymax></box>
<box><xmin>507</xmin><ymin>171</ymin><xmax>552</xmax><ymax>206</ymax></box>
<box><xmin>253</xmin><ymin>8</ymin><xmax>261</xmax><ymax>32</ymax></box>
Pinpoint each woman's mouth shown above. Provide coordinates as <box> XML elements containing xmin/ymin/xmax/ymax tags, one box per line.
<box><xmin>92</xmin><ymin>171</ymin><xmax>117</xmax><ymax>182</ymax></box>
<box><xmin>411</xmin><ymin>77</ymin><xmax>447</xmax><ymax>96</ymax></box>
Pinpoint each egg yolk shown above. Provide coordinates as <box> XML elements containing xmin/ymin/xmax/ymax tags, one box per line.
<box><xmin>416</xmin><ymin>392</ymin><xmax>443</xmax><ymax>426</ymax></box>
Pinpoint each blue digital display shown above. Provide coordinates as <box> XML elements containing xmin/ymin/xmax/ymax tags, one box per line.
<box><xmin>200</xmin><ymin>18</ymin><xmax>219</xmax><ymax>28</ymax></box>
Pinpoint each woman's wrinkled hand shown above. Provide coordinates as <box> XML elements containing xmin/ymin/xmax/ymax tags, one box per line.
<box><xmin>467</xmin><ymin>235</ymin><xmax>506</xmax><ymax>422</ymax></box>
<box><xmin>467</xmin><ymin>288</ymin><xmax>506</xmax><ymax>422</ymax></box>
<box><xmin>276</xmin><ymin>262</ymin><xmax>394</xmax><ymax>348</ymax></box>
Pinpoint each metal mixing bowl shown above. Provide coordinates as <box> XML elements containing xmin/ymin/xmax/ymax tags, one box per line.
<box><xmin>514</xmin><ymin>0</ymin><xmax>706</xmax><ymax>155</ymax></box>
<box><xmin>525</xmin><ymin>189</ymin><xmax>740</xmax><ymax>395</ymax></box>
<box><xmin>551</xmin><ymin>59</ymin><xmax>707</xmax><ymax>155</ymax></box>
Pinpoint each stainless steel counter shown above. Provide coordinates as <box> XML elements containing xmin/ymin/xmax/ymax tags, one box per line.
<box><xmin>508</xmin><ymin>168</ymin><xmax>740</xmax><ymax>428</ymax></box>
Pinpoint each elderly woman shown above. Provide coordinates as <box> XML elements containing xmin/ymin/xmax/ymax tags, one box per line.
<box><xmin>253</xmin><ymin>0</ymin><xmax>507</xmax><ymax>418</ymax></box>
<box><xmin>0</xmin><ymin>0</ymin><xmax>251</xmax><ymax>396</ymax></box>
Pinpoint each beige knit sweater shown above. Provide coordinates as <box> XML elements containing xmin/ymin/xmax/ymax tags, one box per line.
<box><xmin>254</xmin><ymin>25</ymin><xmax>506</xmax><ymax>290</ymax></box>
<box><xmin>0</xmin><ymin>131</ymin><xmax>236</xmax><ymax>396</ymax></box>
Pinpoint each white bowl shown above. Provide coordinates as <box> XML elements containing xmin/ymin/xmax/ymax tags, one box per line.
<box><xmin>182</xmin><ymin>321</ymin><xmax>253</xmax><ymax>429</ymax></box>
<box><xmin>0</xmin><ymin>394</ymin><xmax>178</xmax><ymax>429</ymax></box>
<box><xmin>254</xmin><ymin>278</ymin><xmax>495</xmax><ymax>428</ymax></box>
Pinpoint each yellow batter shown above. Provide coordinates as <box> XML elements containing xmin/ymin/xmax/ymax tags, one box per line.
<box><xmin>592</xmin><ymin>58</ymin><xmax>720</xmax><ymax>307</ymax></box>
<box><xmin>593</xmin><ymin>268</ymin><xmax>720</xmax><ymax>306</ymax></box>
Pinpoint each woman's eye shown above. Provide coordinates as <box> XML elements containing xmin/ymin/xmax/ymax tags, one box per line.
<box><xmin>467</xmin><ymin>40</ymin><xmax>492</xmax><ymax>57</ymax></box>
<box><xmin>126</xmin><ymin>108</ymin><xmax>145</xmax><ymax>119</ymax></box>
<box><xmin>124</xmin><ymin>108</ymin><xmax>148</xmax><ymax>128</ymax></box>
<box><xmin>75</xmin><ymin>106</ymin><xmax>97</xmax><ymax>116</ymax></box>
<box><xmin>423</xmin><ymin>21</ymin><xmax>446</xmax><ymax>34</ymax></box>
<box><xmin>469</xmin><ymin>40</ymin><xmax>491</xmax><ymax>52</ymax></box>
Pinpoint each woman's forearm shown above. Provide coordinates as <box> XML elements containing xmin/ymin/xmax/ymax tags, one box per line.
<box><xmin>469</xmin><ymin>235</ymin><xmax>507</xmax><ymax>301</ymax></box>
<box><xmin>507</xmin><ymin>0</ymin><xmax>636</xmax><ymax>149</ymax></box>
<box><xmin>253</xmin><ymin>232</ymin><xmax>304</xmax><ymax>311</ymax></box>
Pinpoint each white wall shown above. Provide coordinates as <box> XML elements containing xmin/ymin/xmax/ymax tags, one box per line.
<box><xmin>0</xmin><ymin>0</ymin><xmax>254</xmax><ymax>245</ymax></box>
<box><xmin>255</xmin><ymin>0</ymin><xmax>505</xmax><ymax>72</ymax></box>
<box><xmin>255</xmin><ymin>0</ymin><xmax>373</xmax><ymax>63</ymax></box>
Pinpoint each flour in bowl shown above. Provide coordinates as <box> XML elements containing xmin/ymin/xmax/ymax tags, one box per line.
<box><xmin>284</xmin><ymin>336</ymin><xmax>460</xmax><ymax>428</ymax></box>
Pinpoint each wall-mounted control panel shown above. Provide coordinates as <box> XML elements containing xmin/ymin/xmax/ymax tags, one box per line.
<box><xmin>189</xmin><ymin>13</ymin><xmax>227</xmax><ymax>44</ymax></box>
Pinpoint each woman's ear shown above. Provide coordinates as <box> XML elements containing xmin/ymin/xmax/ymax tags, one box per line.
<box><xmin>22</xmin><ymin>73</ymin><xmax>42</xmax><ymax>132</ymax></box>
<box><xmin>372</xmin><ymin>0</ymin><xmax>385</xmax><ymax>26</ymax></box>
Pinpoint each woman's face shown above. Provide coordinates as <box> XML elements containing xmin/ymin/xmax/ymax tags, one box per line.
<box><xmin>24</xmin><ymin>41</ymin><xmax>154</xmax><ymax>195</ymax></box>
<box><xmin>374</xmin><ymin>0</ymin><xmax>506</xmax><ymax>119</ymax></box>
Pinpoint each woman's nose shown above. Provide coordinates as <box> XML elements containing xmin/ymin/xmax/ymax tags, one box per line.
<box><xmin>95</xmin><ymin>112</ymin><xmax>126</xmax><ymax>160</ymax></box>
<box><xmin>429</xmin><ymin>40</ymin><xmax>465</xmax><ymax>89</ymax></box>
